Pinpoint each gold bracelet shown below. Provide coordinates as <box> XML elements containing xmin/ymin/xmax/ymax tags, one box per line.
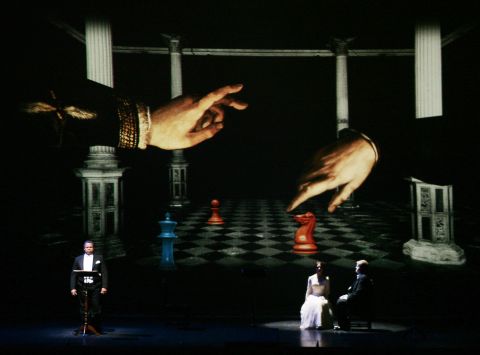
<box><xmin>117</xmin><ymin>97</ymin><xmax>138</xmax><ymax>149</ymax></box>
<box><xmin>136</xmin><ymin>103</ymin><xmax>151</xmax><ymax>149</ymax></box>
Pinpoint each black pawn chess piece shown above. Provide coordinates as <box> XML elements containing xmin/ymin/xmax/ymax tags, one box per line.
<box><xmin>207</xmin><ymin>199</ymin><xmax>224</xmax><ymax>225</ymax></box>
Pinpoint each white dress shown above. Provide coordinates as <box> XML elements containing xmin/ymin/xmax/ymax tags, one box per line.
<box><xmin>300</xmin><ymin>274</ymin><xmax>334</xmax><ymax>329</ymax></box>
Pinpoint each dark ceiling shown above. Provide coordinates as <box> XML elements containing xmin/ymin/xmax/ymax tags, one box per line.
<box><xmin>19</xmin><ymin>0</ymin><xmax>479</xmax><ymax>50</ymax></box>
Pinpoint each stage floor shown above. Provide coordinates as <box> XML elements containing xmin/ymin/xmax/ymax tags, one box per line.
<box><xmin>1</xmin><ymin>317</ymin><xmax>479</xmax><ymax>354</ymax></box>
<box><xmin>6</xmin><ymin>198</ymin><xmax>480</xmax><ymax>353</ymax></box>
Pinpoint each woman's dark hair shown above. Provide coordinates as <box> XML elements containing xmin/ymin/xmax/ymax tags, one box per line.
<box><xmin>315</xmin><ymin>260</ymin><xmax>327</xmax><ymax>284</ymax></box>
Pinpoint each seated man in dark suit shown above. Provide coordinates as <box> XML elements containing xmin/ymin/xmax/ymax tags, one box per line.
<box><xmin>334</xmin><ymin>259</ymin><xmax>374</xmax><ymax>330</ymax></box>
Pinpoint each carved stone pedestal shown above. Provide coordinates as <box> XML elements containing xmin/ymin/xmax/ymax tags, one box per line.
<box><xmin>403</xmin><ymin>177</ymin><xmax>465</xmax><ymax>265</ymax></box>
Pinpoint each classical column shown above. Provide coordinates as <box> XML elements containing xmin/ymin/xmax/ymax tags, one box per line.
<box><xmin>332</xmin><ymin>38</ymin><xmax>358</xmax><ymax>208</ymax></box>
<box><xmin>167</xmin><ymin>36</ymin><xmax>189</xmax><ymax>207</ymax></box>
<box><xmin>79</xmin><ymin>16</ymin><xmax>126</xmax><ymax>245</ymax></box>
<box><xmin>332</xmin><ymin>38</ymin><xmax>351</xmax><ymax>135</ymax></box>
<box><xmin>85</xmin><ymin>16</ymin><xmax>114</xmax><ymax>87</ymax></box>
<box><xmin>415</xmin><ymin>19</ymin><xmax>443</xmax><ymax>118</ymax></box>
<box><xmin>169</xmin><ymin>36</ymin><xmax>183</xmax><ymax>99</ymax></box>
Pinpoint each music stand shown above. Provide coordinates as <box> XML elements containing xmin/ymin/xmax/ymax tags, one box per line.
<box><xmin>73</xmin><ymin>270</ymin><xmax>101</xmax><ymax>336</ymax></box>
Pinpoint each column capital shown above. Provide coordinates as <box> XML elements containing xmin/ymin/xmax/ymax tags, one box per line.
<box><xmin>330</xmin><ymin>37</ymin><xmax>354</xmax><ymax>56</ymax></box>
<box><xmin>83</xmin><ymin>145</ymin><xmax>119</xmax><ymax>169</ymax></box>
<box><xmin>162</xmin><ymin>34</ymin><xmax>182</xmax><ymax>53</ymax></box>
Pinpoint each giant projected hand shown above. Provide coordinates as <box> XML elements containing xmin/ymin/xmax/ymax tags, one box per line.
<box><xmin>287</xmin><ymin>130</ymin><xmax>378</xmax><ymax>213</ymax></box>
<box><xmin>148</xmin><ymin>84</ymin><xmax>248</xmax><ymax>150</ymax></box>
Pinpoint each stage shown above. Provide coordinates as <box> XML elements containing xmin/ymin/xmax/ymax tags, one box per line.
<box><xmin>1</xmin><ymin>317</ymin><xmax>478</xmax><ymax>354</ymax></box>
<box><xmin>4</xmin><ymin>198</ymin><xmax>480</xmax><ymax>354</ymax></box>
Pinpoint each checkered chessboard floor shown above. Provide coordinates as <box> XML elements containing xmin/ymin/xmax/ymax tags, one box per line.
<box><xmin>38</xmin><ymin>198</ymin><xmax>480</xmax><ymax>271</ymax></box>
<box><xmin>143</xmin><ymin>199</ymin><xmax>413</xmax><ymax>270</ymax></box>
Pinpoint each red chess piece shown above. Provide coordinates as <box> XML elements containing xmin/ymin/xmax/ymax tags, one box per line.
<box><xmin>208</xmin><ymin>199</ymin><xmax>224</xmax><ymax>225</ymax></box>
<box><xmin>292</xmin><ymin>212</ymin><xmax>318</xmax><ymax>255</ymax></box>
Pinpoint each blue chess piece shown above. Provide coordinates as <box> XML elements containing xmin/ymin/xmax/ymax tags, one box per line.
<box><xmin>158</xmin><ymin>212</ymin><xmax>177</xmax><ymax>270</ymax></box>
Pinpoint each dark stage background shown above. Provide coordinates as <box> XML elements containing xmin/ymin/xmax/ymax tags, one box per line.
<box><xmin>4</xmin><ymin>1</ymin><xmax>480</xmax><ymax>339</ymax></box>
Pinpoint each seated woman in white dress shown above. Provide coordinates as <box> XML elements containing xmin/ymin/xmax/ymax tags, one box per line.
<box><xmin>300</xmin><ymin>260</ymin><xmax>334</xmax><ymax>330</ymax></box>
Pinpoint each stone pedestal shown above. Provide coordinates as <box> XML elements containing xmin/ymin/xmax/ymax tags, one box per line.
<box><xmin>403</xmin><ymin>239</ymin><xmax>465</xmax><ymax>265</ymax></box>
<box><xmin>75</xmin><ymin>146</ymin><xmax>127</xmax><ymax>239</ymax></box>
<box><xmin>169</xmin><ymin>150</ymin><xmax>189</xmax><ymax>207</ymax></box>
<box><xmin>403</xmin><ymin>177</ymin><xmax>465</xmax><ymax>265</ymax></box>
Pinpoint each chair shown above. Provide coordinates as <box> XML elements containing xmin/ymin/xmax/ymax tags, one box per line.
<box><xmin>349</xmin><ymin>314</ymin><xmax>372</xmax><ymax>330</ymax></box>
<box><xmin>348</xmin><ymin>299</ymin><xmax>374</xmax><ymax>330</ymax></box>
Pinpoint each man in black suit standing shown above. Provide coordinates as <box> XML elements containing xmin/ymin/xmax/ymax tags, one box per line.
<box><xmin>334</xmin><ymin>259</ymin><xmax>373</xmax><ymax>330</ymax></box>
<box><xmin>70</xmin><ymin>240</ymin><xmax>108</xmax><ymax>333</ymax></box>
